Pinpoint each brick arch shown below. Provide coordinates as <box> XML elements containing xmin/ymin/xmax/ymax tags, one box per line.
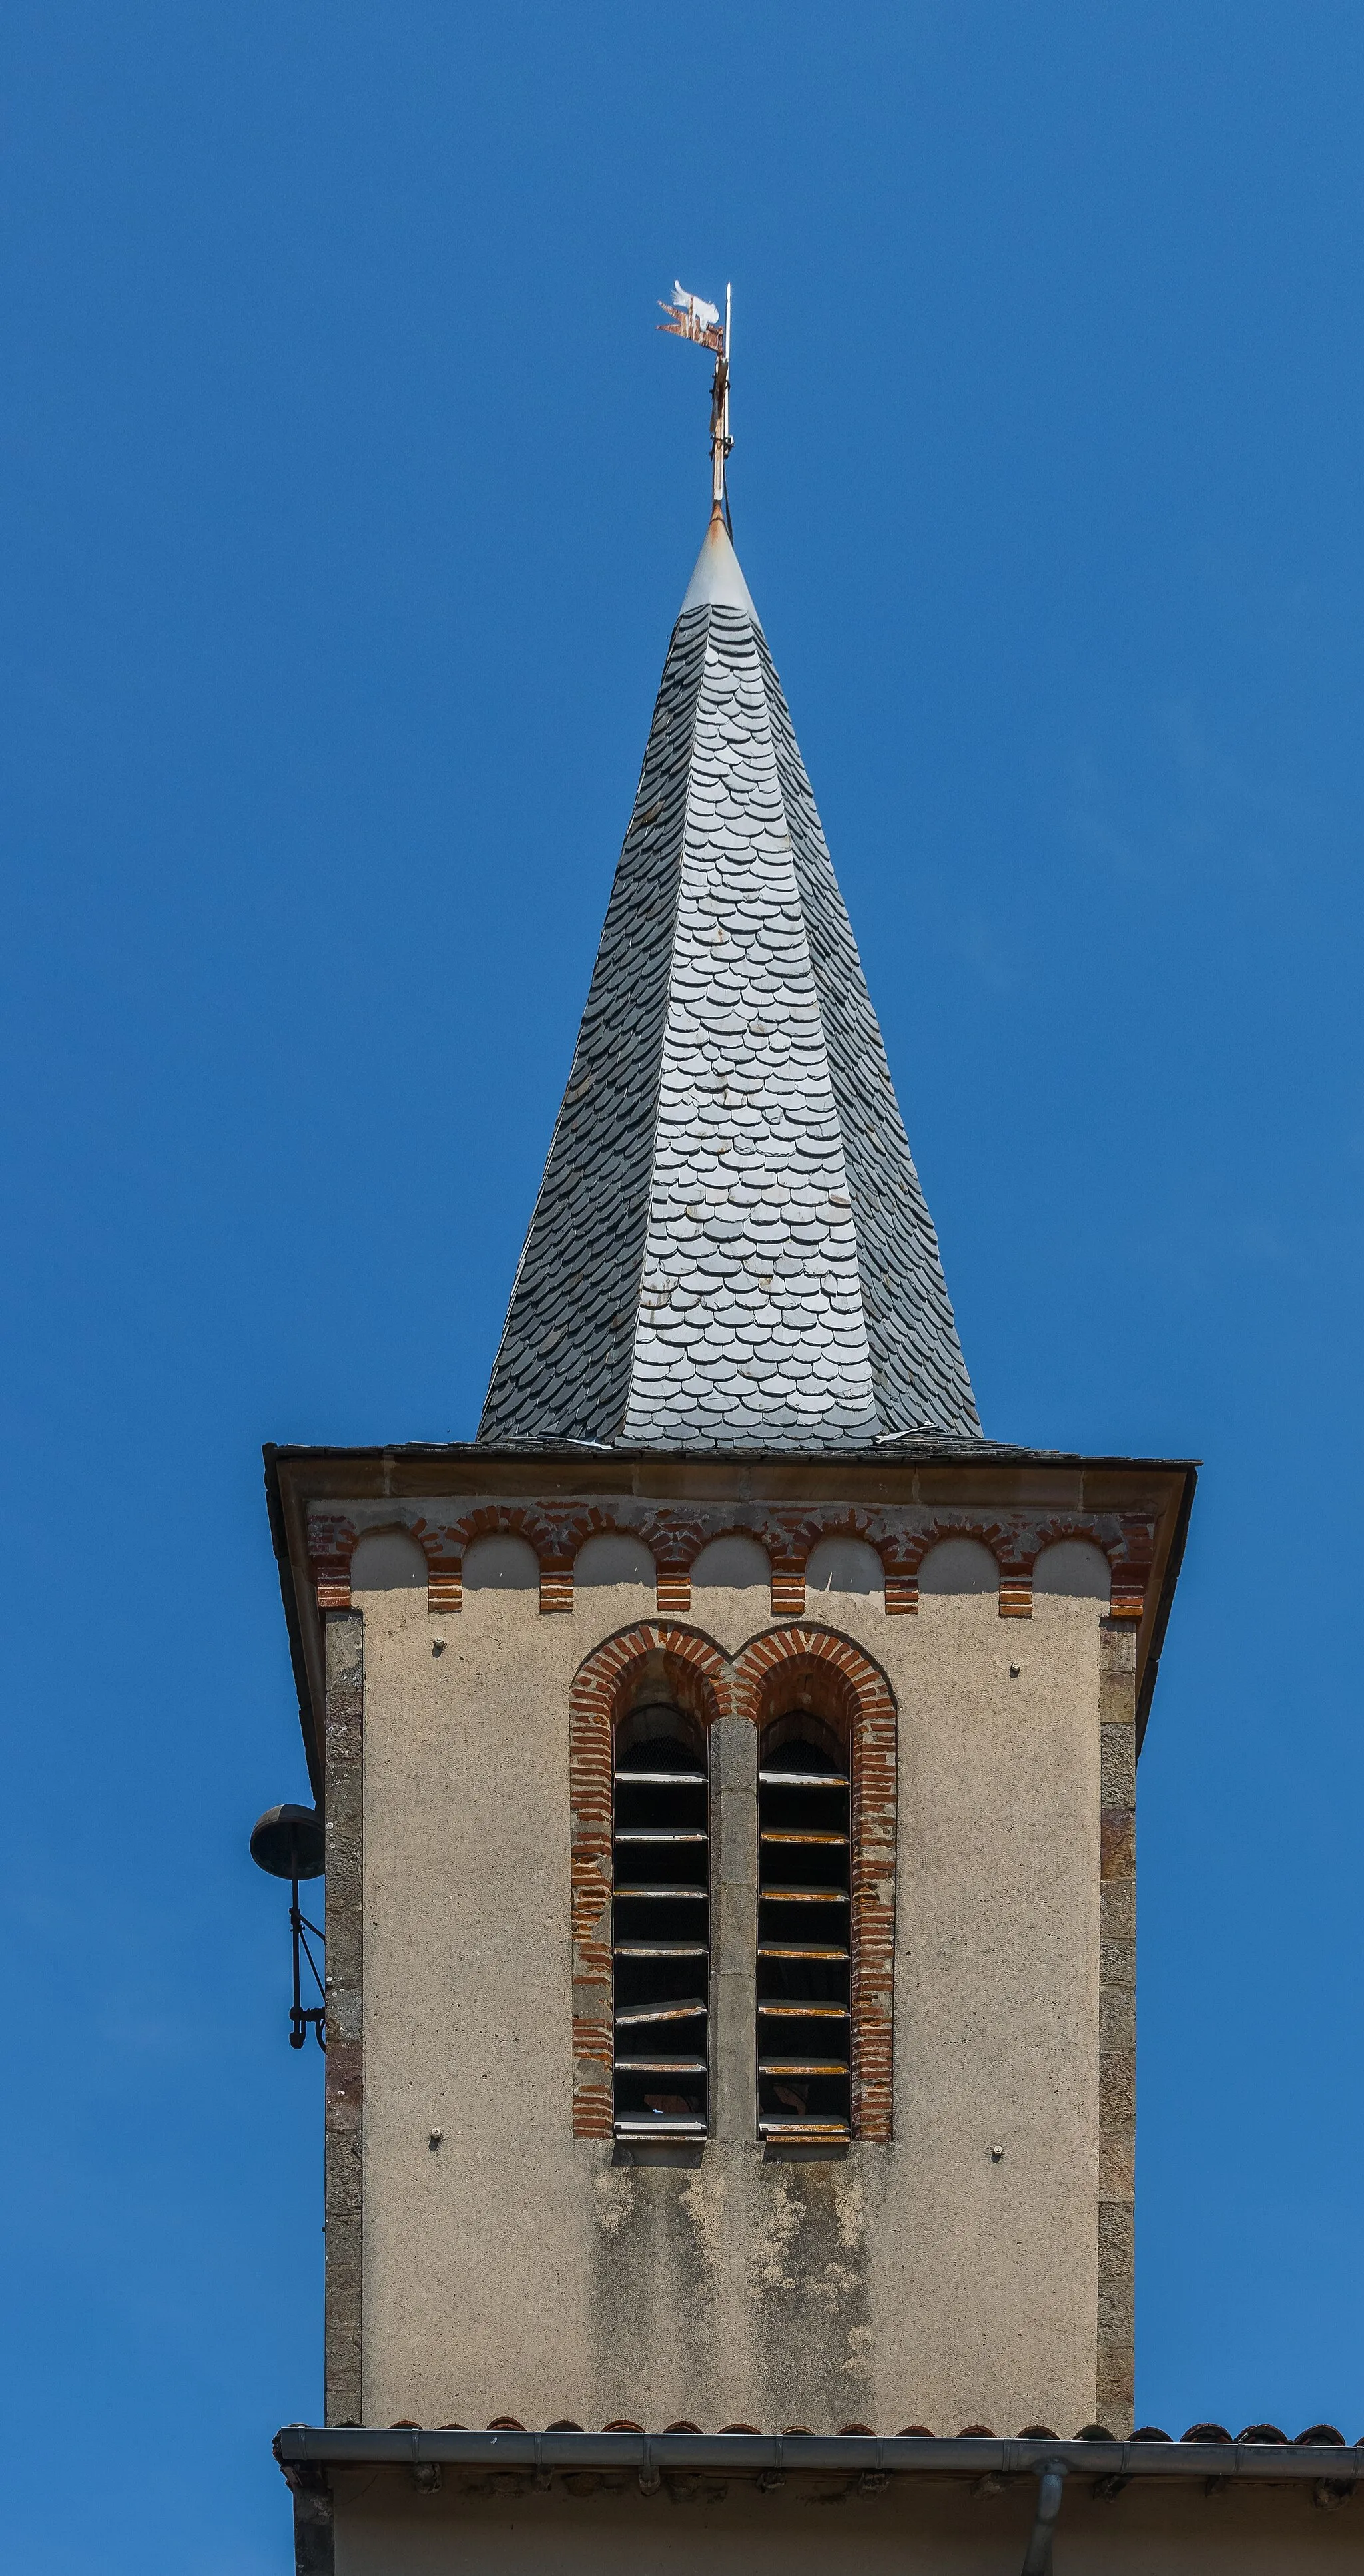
<box><xmin>343</xmin><ymin>1520</ymin><xmax>433</xmax><ymax>1598</ymax></box>
<box><xmin>568</xmin><ymin>1623</ymin><xmax>731</xmax><ymax>2140</ymax></box>
<box><xmin>733</xmin><ymin>1627</ymin><xmax>898</xmax><ymax>2143</ymax></box>
<box><xmin>900</xmin><ymin>1519</ymin><xmax>1013</xmax><ymax>1609</ymax></box>
<box><xmin>419</xmin><ymin>1503</ymin><xmax>568</xmax><ymax>1615</ymax></box>
<box><xmin>308</xmin><ymin>1513</ymin><xmax>358</xmax><ymax>1612</ymax></box>
<box><xmin>310</xmin><ymin>1505</ymin><xmax>572</xmax><ymax>1617</ymax></box>
<box><xmin>314</xmin><ymin>1498</ymin><xmax>1155</xmax><ymax>1630</ymax></box>
<box><xmin>629</xmin><ymin>1511</ymin><xmax>777</xmax><ymax>1617</ymax></box>
<box><xmin>685</xmin><ymin>1519</ymin><xmax>773</xmax><ymax>1559</ymax></box>
<box><xmin>1024</xmin><ymin>1516</ymin><xmax>1153</xmax><ymax>1623</ymax></box>
<box><xmin>762</xmin><ymin>1509</ymin><xmax>1156</xmax><ymax>1624</ymax></box>
<box><xmin>763</xmin><ymin>1510</ymin><xmax>1022</xmax><ymax>1618</ymax></box>
<box><xmin>527</xmin><ymin>1502</ymin><xmax>663</xmax><ymax>1608</ymax></box>
<box><xmin>685</xmin><ymin>1523</ymin><xmax>776</xmax><ymax>1615</ymax></box>
<box><xmin>767</xmin><ymin>1507</ymin><xmax>914</xmax><ymax>1617</ymax></box>
<box><xmin>558</xmin><ymin>1506</ymin><xmax>658</xmax><ymax>1575</ymax></box>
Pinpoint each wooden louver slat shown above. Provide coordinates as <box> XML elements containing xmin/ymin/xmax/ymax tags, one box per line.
<box><xmin>612</xmin><ymin>1716</ymin><xmax>709</xmax><ymax>2139</ymax></box>
<box><xmin>757</xmin><ymin>1740</ymin><xmax>852</xmax><ymax>2141</ymax></box>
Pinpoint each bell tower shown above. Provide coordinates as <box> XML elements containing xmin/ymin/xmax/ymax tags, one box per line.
<box><xmin>262</xmin><ymin>421</ymin><xmax>1195</xmax><ymax>2573</ymax></box>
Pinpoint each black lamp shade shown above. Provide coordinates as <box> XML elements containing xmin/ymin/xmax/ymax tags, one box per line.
<box><xmin>250</xmin><ymin>1803</ymin><xmax>325</xmax><ymax>1880</ymax></box>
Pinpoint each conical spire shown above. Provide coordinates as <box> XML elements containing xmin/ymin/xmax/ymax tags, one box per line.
<box><xmin>479</xmin><ymin>510</ymin><xmax>980</xmax><ymax>1449</ymax></box>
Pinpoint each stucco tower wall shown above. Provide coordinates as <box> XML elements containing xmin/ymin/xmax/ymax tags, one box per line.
<box><xmin>332</xmin><ymin>1472</ymin><xmax>1148</xmax><ymax>2439</ymax></box>
<box><xmin>324</xmin><ymin>1609</ymin><xmax>364</xmax><ymax>2427</ymax></box>
<box><xmin>1098</xmin><ymin>1616</ymin><xmax>1138</xmax><ymax>2426</ymax></box>
<box><xmin>320</xmin><ymin>1617</ymin><xmax>361</xmax><ymax>2421</ymax></box>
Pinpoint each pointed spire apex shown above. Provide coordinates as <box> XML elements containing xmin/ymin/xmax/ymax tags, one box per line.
<box><xmin>480</xmin><ymin>499</ymin><xmax>980</xmax><ymax>1453</ymax></box>
<box><xmin>680</xmin><ymin>503</ymin><xmax>757</xmax><ymax>617</ymax></box>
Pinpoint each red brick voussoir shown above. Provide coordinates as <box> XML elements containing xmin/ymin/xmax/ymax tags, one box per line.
<box><xmin>731</xmin><ymin>1627</ymin><xmax>898</xmax><ymax>2145</ymax></box>
<box><xmin>568</xmin><ymin>1625</ymin><xmax>731</xmax><ymax>2139</ymax></box>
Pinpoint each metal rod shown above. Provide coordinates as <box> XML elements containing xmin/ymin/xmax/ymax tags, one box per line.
<box><xmin>709</xmin><ymin>284</ymin><xmax>733</xmax><ymax>517</ymax></box>
<box><xmin>722</xmin><ymin>282</ymin><xmax>733</xmax><ymax>533</ymax></box>
<box><xmin>287</xmin><ymin>1867</ymin><xmax>326</xmax><ymax>2052</ymax></box>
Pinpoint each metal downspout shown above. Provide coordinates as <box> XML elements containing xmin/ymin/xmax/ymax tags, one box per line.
<box><xmin>1020</xmin><ymin>2461</ymin><xmax>1068</xmax><ymax>2573</ymax></box>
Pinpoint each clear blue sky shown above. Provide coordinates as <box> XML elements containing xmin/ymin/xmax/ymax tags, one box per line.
<box><xmin>3</xmin><ymin>6</ymin><xmax>1362</xmax><ymax>2567</ymax></box>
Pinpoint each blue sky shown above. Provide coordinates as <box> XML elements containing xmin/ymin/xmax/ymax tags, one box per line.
<box><xmin>3</xmin><ymin>5</ymin><xmax>1363</xmax><ymax>2566</ymax></box>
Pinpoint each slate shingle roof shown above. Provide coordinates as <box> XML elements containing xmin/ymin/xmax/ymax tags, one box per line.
<box><xmin>479</xmin><ymin>510</ymin><xmax>980</xmax><ymax>1449</ymax></box>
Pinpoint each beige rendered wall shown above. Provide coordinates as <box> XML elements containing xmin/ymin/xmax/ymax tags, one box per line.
<box><xmin>330</xmin><ymin>2473</ymin><xmax>1359</xmax><ymax>2576</ymax></box>
<box><xmin>349</xmin><ymin>1514</ymin><xmax>1110</xmax><ymax>2440</ymax></box>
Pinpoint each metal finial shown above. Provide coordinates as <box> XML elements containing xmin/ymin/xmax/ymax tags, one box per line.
<box><xmin>658</xmin><ymin>279</ymin><xmax>733</xmax><ymax>530</ymax></box>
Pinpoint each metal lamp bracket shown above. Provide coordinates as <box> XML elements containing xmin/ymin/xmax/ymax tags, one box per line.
<box><xmin>250</xmin><ymin>1804</ymin><xmax>326</xmax><ymax>2053</ymax></box>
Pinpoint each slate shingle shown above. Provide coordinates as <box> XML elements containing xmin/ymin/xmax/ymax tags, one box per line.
<box><xmin>479</xmin><ymin>511</ymin><xmax>980</xmax><ymax>1449</ymax></box>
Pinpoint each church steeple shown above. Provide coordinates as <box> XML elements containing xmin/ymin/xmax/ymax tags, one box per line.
<box><xmin>260</xmin><ymin>300</ymin><xmax>1201</xmax><ymax>2518</ymax></box>
<box><xmin>479</xmin><ymin>507</ymin><xmax>979</xmax><ymax>1449</ymax></box>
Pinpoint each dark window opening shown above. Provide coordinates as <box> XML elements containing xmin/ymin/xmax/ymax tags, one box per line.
<box><xmin>613</xmin><ymin>1700</ymin><xmax>709</xmax><ymax>2138</ymax></box>
<box><xmin>757</xmin><ymin>1712</ymin><xmax>851</xmax><ymax>2141</ymax></box>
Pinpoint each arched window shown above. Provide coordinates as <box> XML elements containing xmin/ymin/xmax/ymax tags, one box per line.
<box><xmin>611</xmin><ymin>1699</ymin><xmax>709</xmax><ymax>2139</ymax></box>
<box><xmin>757</xmin><ymin>1710</ymin><xmax>852</xmax><ymax>2141</ymax></box>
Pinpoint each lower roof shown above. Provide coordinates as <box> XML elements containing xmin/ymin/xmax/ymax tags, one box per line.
<box><xmin>276</xmin><ymin>2423</ymin><xmax>1358</xmax><ymax>2487</ymax></box>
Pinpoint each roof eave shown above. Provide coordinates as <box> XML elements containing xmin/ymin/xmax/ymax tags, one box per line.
<box><xmin>265</xmin><ymin>1439</ymin><xmax>1195</xmax><ymax>1795</ymax></box>
<box><xmin>276</xmin><ymin>2424</ymin><xmax>1361</xmax><ymax>2487</ymax></box>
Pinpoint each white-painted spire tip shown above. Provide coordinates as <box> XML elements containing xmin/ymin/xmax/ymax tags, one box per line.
<box><xmin>680</xmin><ymin>509</ymin><xmax>759</xmax><ymax>618</ymax></box>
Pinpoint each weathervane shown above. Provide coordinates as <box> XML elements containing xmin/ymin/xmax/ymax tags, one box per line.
<box><xmin>659</xmin><ymin>280</ymin><xmax>733</xmax><ymax>531</ymax></box>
